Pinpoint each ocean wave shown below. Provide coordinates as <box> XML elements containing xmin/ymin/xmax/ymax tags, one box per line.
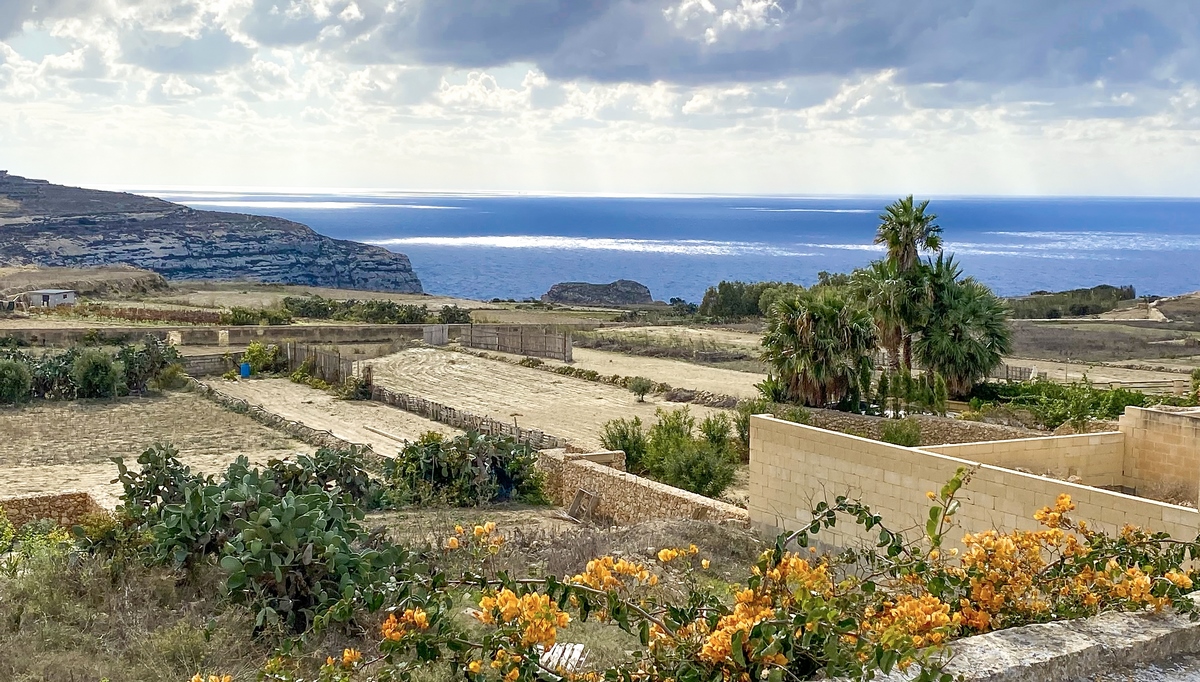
<box><xmin>183</xmin><ymin>200</ymin><xmax>462</xmax><ymax>210</ymax></box>
<box><xmin>982</xmin><ymin>231</ymin><xmax>1200</xmax><ymax>251</ymax></box>
<box><xmin>368</xmin><ymin>235</ymin><xmax>816</xmax><ymax>257</ymax></box>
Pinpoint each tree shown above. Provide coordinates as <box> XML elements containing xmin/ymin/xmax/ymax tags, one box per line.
<box><xmin>761</xmin><ymin>290</ymin><xmax>877</xmax><ymax>407</ymax></box>
<box><xmin>912</xmin><ymin>255</ymin><xmax>1012</xmax><ymax>397</ymax></box>
<box><xmin>627</xmin><ymin>376</ymin><xmax>654</xmax><ymax>402</ymax></box>
<box><xmin>875</xmin><ymin>195</ymin><xmax>943</xmax><ymax>272</ymax></box>
<box><xmin>850</xmin><ymin>260</ymin><xmax>909</xmax><ymax>370</ymax></box>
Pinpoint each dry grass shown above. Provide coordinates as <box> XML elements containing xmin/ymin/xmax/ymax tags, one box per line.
<box><xmin>0</xmin><ymin>390</ymin><xmax>309</xmax><ymax>505</ymax></box>
<box><xmin>1010</xmin><ymin>320</ymin><xmax>1200</xmax><ymax>363</ymax></box>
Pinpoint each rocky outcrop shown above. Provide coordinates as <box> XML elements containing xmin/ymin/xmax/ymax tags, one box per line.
<box><xmin>542</xmin><ymin>280</ymin><xmax>652</xmax><ymax>306</ymax></box>
<box><xmin>0</xmin><ymin>266</ymin><xmax>168</xmax><ymax>298</ymax></box>
<box><xmin>0</xmin><ymin>171</ymin><xmax>422</xmax><ymax>293</ymax></box>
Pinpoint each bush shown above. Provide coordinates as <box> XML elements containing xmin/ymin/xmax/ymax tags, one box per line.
<box><xmin>149</xmin><ymin>363</ymin><xmax>188</xmax><ymax>391</ymax></box>
<box><xmin>71</xmin><ymin>350</ymin><xmax>121</xmax><ymax>398</ymax></box>
<box><xmin>880</xmin><ymin>417</ymin><xmax>922</xmax><ymax>446</ymax></box>
<box><xmin>241</xmin><ymin>342</ymin><xmax>286</xmax><ymax>375</ymax></box>
<box><xmin>384</xmin><ymin>432</ymin><xmax>549</xmax><ymax>507</ymax></box>
<box><xmin>517</xmin><ymin>357</ymin><xmax>544</xmax><ymax>368</ymax></box>
<box><xmin>218</xmin><ymin>306</ymin><xmax>292</xmax><ymax>326</ymax></box>
<box><xmin>600</xmin><ymin>417</ymin><xmax>648</xmax><ymax>473</ymax></box>
<box><xmin>627</xmin><ymin>376</ymin><xmax>654</xmax><ymax>402</ymax></box>
<box><xmin>335</xmin><ymin>375</ymin><xmax>373</xmax><ymax>400</ymax></box>
<box><xmin>658</xmin><ymin>439</ymin><xmax>737</xmax><ymax>498</ymax></box>
<box><xmin>755</xmin><ymin>375</ymin><xmax>789</xmax><ymax>403</ymax></box>
<box><xmin>0</xmin><ymin>358</ymin><xmax>32</xmax><ymax>404</ymax></box>
<box><xmin>438</xmin><ymin>305</ymin><xmax>473</xmax><ymax>324</ymax></box>
<box><xmin>1193</xmin><ymin>368</ymin><xmax>1200</xmax><ymax>399</ymax></box>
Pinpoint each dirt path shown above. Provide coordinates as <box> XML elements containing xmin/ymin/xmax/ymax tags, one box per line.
<box><xmin>367</xmin><ymin>348</ymin><xmax>728</xmax><ymax>449</ymax></box>
<box><xmin>0</xmin><ymin>391</ymin><xmax>309</xmax><ymax>507</ymax></box>
<box><xmin>213</xmin><ymin>378</ymin><xmax>459</xmax><ymax>455</ymax></box>
<box><xmin>487</xmin><ymin>347</ymin><xmax>765</xmax><ymax>398</ymax></box>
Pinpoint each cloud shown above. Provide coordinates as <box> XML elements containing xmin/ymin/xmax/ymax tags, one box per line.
<box><xmin>121</xmin><ymin>27</ymin><xmax>252</xmax><ymax>74</ymax></box>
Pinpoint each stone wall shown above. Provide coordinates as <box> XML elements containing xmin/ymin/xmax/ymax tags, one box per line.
<box><xmin>182</xmin><ymin>352</ymin><xmax>237</xmax><ymax>376</ymax></box>
<box><xmin>804</xmin><ymin>408</ymin><xmax>1039</xmax><ymax>446</ymax></box>
<box><xmin>0</xmin><ymin>491</ymin><xmax>105</xmax><ymax>528</ymax></box>
<box><xmin>372</xmin><ymin>385</ymin><xmax>569</xmax><ymax>450</ymax></box>
<box><xmin>1120</xmin><ymin>407</ymin><xmax>1200</xmax><ymax>501</ymax></box>
<box><xmin>749</xmin><ymin>415</ymin><xmax>1200</xmax><ymax>551</ymax></box>
<box><xmin>538</xmin><ymin>450</ymin><xmax>748</xmax><ymax>526</ymax></box>
<box><xmin>924</xmin><ymin>432</ymin><xmax>1126</xmax><ymax>488</ymax></box>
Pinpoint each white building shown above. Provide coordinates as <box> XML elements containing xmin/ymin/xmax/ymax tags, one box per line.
<box><xmin>26</xmin><ymin>289</ymin><xmax>76</xmax><ymax>308</ymax></box>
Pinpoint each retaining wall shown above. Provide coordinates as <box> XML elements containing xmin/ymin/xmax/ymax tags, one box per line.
<box><xmin>538</xmin><ymin>450</ymin><xmax>748</xmax><ymax>526</ymax></box>
<box><xmin>182</xmin><ymin>352</ymin><xmax>237</xmax><ymax>376</ymax></box>
<box><xmin>0</xmin><ymin>491</ymin><xmax>105</xmax><ymax>528</ymax></box>
<box><xmin>1120</xmin><ymin>407</ymin><xmax>1200</xmax><ymax>501</ymax></box>
<box><xmin>924</xmin><ymin>432</ymin><xmax>1126</xmax><ymax>488</ymax></box>
<box><xmin>748</xmin><ymin>415</ymin><xmax>1200</xmax><ymax>551</ymax></box>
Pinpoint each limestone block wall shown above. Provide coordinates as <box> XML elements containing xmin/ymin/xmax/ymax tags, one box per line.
<box><xmin>923</xmin><ymin>433</ymin><xmax>1126</xmax><ymax>488</ymax></box>
<box><xmin>538</xmin><ymin>451</ymin><xmax>747</xmax><ymax>526</ymax></box>
<box><xmin>0</xmin><ymin>491</ymin><xmax>105</xmax><ymax>528</ymax></box>
<box><xmin>749</xmin><ymin>416</ymin><xmax>1200</xmax><ymax>551</ymax></box>
<box><xmin>1120</xmin><ymin>408</ymin><xmax>1200</xmax><ymax>502</ymax></box>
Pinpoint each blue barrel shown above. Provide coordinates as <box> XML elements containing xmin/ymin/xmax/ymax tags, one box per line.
<box><xmin>240</xmin><ymin>362</ymin><xmax>251</xmax><ymax>378</ymax></box>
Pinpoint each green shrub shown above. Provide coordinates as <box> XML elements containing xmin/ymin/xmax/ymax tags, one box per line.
<box><xmin>880</xmin><ymin>417</ymin><xmax>922</xmax><ymax>447</ymax></box>
<box><xmin>437</xmin><ymin>305</ymin><xmax>473</xmax><ymax>324</ymax></box>
<box><xmin>71</xmin><ymin>350</ymin><xmax>121</xmax><ymax>398</ymax></box>
<box><xmin>658</xmin><ymin>440</ymin><xmax>736</xmax><ymax>499</ymax></box>
<box><xmin>0</xmin><ymin>358</ymin><xmax>32</xmax><ymax>404</ymax></box>
<box><xmin>755</xmin><ymin>375</ymin><xmax>789</xmax><ymax>403</ymax></box>
<box><xmin>699</xmin><ymin>412</ymin><xmax>733</xmax><ymax>447</ymax></box>
<box><xmin>627</xmin><ymin>376</ymin><xmax>654</xmax><ymax>402</ymax></box>
<box><xmin>600</xmin><ymin>417</ymin><xmax>648</xmax><ymax>473</ymax></box>
<box><xmin>335</xmin><ymin>375</ymin><xmax>373</xmax><ymax>400</ymax></box>
<box><xmin>218</xmin><ymin>306</ymin><xmax>292</xmax><ymax>326</ymax></box>
<box><xmin>241</xmin><ymin>342</ymin><xmax>286</xmax><ymax>375</ymax></box>
<box><xmin>148</xmin><ymin>363</ymin><xmax>188</xmax><ymax>391</ymax></box>
<box><xmin>518</xmin><ymin>357</ymin><xmax>544</xmax><ymax>368</ymax></box>
<box><xmin>384</xmin><ymin>432</ymin><xmax>549</xmax><ymax>507</ymax></box>
<box><xmin>1192</xmin><ymin>368</ymin><xmax>1200</xmax><ymax>399</ymax></box>
<box><xmin>119</xmin><ymin>336</ymin><xmax>183</xmax><ymax>394</ymax></box>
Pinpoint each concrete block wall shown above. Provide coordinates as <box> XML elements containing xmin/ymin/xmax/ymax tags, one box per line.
<box><xmin>538</xmin><ymin>450</ymin><xmax>748</xmax><ymax>526</ymax></box>
<box><xmin>748</xmin><ymin>415</ymin><xmax>1200</xmax><ymax>551</ymax></box>
<box><xmin>0</xmin><ymin>491</ymin><xmax>106</xmax><ymax>529</ymax></box>
<box><xmin>923</xmin><ymin>432</ymin><xmax>1126</xmax><ymax>488</ymax></box>
<box><xmin>1120</xmin><ymin>408</ymin><xmax>1200</xmax><ymax>502</ymax></box>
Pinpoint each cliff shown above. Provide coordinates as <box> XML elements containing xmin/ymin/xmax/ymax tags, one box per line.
<box><xmin>0</xmin><ymin>171</ymin><xmax>423</xmax><ymax>293</ymax></box>
<box><xmin>542</xmin><ymin>279</ymin><xmax>653</xmax><ymax>306</ymax></box>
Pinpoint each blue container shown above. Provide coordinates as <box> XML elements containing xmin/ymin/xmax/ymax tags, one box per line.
<box><xmin>240</xmin><ymin>362</ymin><xmax>251</xmax><ymax>378</ymax></box>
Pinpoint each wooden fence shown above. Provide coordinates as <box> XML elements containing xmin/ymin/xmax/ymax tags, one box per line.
<box><xmin>371</xmin><ymin>385</ymin><xmax>569</xmax><ymax>450</ymax></box>
<box><xmin>284</xmin><ymin>342</ymin><xmax>357</xmax><ymax>384</ymax></box>
<box><xmin>463</xmin><ymin>325</ymin><xmax>572</xmax><ymax>362</ymax></box>
<box><xmin>988</xmin><ymin>363</ymin><xmax>1037</xmax><ymax>382</ymax></box>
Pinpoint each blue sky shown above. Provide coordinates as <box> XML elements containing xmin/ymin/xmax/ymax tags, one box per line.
<box><xmin>1</xmin><ymin>1</ymin><xmax>1199</xmax><ymax>195</ymax></box>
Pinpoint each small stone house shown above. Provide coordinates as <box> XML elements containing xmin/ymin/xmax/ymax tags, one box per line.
<box><xmin>26</xmin><ymin>289</ymin><xmax>76</xmax><ymax>308</ymax></box>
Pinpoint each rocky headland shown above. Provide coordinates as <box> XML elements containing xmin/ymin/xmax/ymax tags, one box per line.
<box><xmin>542</xmin><ymin>279</ymin><xmax>653</xmax><ymax>306</ymax></box>
<box><xmin>0</xmin><ymin>171</ymin><xmax>422</xmax><ymax>293</ymax></box>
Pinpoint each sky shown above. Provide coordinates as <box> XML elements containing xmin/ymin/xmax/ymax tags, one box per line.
<box><xmin>2</xmin><ymin>0</ymin><xmax>1199</xmax><ymax>195</ymax></box>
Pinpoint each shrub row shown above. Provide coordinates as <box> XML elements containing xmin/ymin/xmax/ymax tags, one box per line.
<box><xmin>0</xmin><ymin>336</ymin><xmax>183</xmax><ymax>403</ymax></box>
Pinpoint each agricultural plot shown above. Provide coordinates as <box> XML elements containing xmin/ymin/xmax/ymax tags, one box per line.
<box><xmin>0</xmin><ymin>391</ymin><xmax>308</xmax><ymax>506</ymax></box>
<box><xmin>366</xmin><ymin>348</ymin><xmax>729</xmax><ymax>449</ymax></box>
<box><xmin>213</xmin><ymin>378</ymin><xmax>459</xmax><ymax>454</ymax></box>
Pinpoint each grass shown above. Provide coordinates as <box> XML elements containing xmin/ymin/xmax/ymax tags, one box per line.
<box><xmin>573</xmin><ymin>330</ymin><xmax>758</xmax><ymax>365</ymax></box>
<box><xmin>1010</xmin><ymin>320</ymin><xmax>1200</xmax><ymax>363</ymax></box>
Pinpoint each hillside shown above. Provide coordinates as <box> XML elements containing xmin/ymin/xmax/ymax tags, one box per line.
<box><xmin>0</xmin><ymin>171</ymin><xmax>422</xmax><ymax>293</ymax></box>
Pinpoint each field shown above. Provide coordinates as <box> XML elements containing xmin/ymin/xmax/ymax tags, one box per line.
<box><xmin>213</xmin><ymin>377</ymin><xmax>459</xmax><ymax>454</ymax></box>
<box><xmin>0</xmin><ymin>391</ymin><xmax>308</xmax><ymax>506</ymax></box>
<box><xmin>366</xmin><ymin>347</ymin><xmax>729</xmax><ymax>449</ymax></box>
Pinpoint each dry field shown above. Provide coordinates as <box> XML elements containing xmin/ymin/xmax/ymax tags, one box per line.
<box><xmin>0</xmin><ymin>391</ymin><xmax>309</xmax><ymax>506</ymax></box>
<box><xmin>1007</xmin><ymin>358</ymin><xmax>1190</xmax><ymax>385</ymax></box>
<box><xmin>213</xmin><ymin>378</ymin><xmax>458</xmax><ymax>454</ymax></box>
<box><xmin>150</xmin><ymin>283</ymin><xmax>492</xmax><ymax>310</ymax></box>
<box><xmin>594</xmin><ymin>325</ymin><xmax>764</xmax><ymax>350</ymax></box>
<box><xmin>487</xmin><ymin>347</ymin><xmax>765</xmax><ymax>398</ymax></box>
<box><xmin>366</xmin><ymin>348</ymin><xmax>728</xmax><ymax>449</ymax></box>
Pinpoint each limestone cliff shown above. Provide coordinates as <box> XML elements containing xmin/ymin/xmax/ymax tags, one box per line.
<box><xmin>542</xmin><ymin>279</ymin><xmax>653</xmax><ymax>306</ymax></box>
<box><xmin>0</xmin><ymin>171</ymin><xmax>423</xmax><ymax>293</ymax></box>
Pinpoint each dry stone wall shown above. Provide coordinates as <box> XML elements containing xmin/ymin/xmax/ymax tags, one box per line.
<box><xmin>0</xmin><ymin>491</ymin><xmax>105</xmax><ymax>528</ymax></box>
<box><xmin>372</xmin><ymin>385</ymin><xmax>569</xmax><ymax>450</ymax></box>
<box><xmin>538</xmin><ymin>450</ymin><xmax>748</xmax><ymax>526</ymax></box>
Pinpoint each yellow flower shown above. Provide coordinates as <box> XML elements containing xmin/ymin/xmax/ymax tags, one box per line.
<box><xmin>455</xmin><ymin>525</ymin><xmax>465</xmax><ymax>535</ymax></box>
<box><xmin>468</xmin><ymin>660</ymin><xmax>484</xmax><ymax>674</ymax></box>
<box><xmin>657</xmin><ymin>548</ymin><xmax>679</xmax><ymax>563</ymax></box>
<box><xmin>702</xmin><ymin>559</ymin><xmax>711</xmax><ymax>569</ymax></box>
<box><xmin>447</xmin><ymin>537</ymin><xmax>460</xmax><ymax>550</ymax></box>
<box><xmin>688</xmin><ymin>544</ymin><xmax>698</xmax><ymax>555</ymax></box>
<box><xmin>343</xmin><ymin>648</ymin><xmax>362</xmax><ymax>665</ymax></box>
<box><xmin>474</xmin><ymin>525</ymin><xmax>486</xmax><ymax>537</ymax></box>
<box><xmin>505</xmin><ymin>668</ymin><xmax>520</xmax><ymax>682</ymax></box>
<box><xmin>326</xmin><ymin>656</ymin><xmax>335</xmax><ymax>667</ymax></box>
<box><xmin>926</xmin><ymin>491</ymin><xmax>936</xmax><ymax>500</ymax></box>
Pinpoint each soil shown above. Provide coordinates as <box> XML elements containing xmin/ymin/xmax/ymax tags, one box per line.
<box><xmin>0</xmin><ymin>391</ymin><xmax>309</xmax><ymax>506</ymax></box>
<box><xmin>212</xmin><ymin>377</ymin><xmax>459</xmax><ymax>454</ymax></box>
<box><xmin>366</xmin><ymin>347</ymin><xmax>729</xmax><ymax>449</ymax></box>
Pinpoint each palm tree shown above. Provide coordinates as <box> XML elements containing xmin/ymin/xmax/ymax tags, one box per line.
<box><xmin>850</xmin><ymin>260</ymin><xmax>908</xmax><ymax>370</ymax></box>
<box><xmin>913</xmin><ymin>254</ymin><xmax>1012</xmax><ymax>397</ymax></box>
<box><xmin>875</xmin><ymin>196</ymin><xmax>943</xmax><ymax>367</ymax></box>
<box><xmin>875</xmin><ymin>195</ymin><xmax>943</xmax><ymax>272</ymax></box>
<box><xmin>761</xmin><ymin>290</ymin><xmax>877</xmax><ymax>407</ymax></box>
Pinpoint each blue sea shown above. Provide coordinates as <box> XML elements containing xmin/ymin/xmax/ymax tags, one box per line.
<box><xmin>146</xmin><ymin>191</ymin><xmax>1200</xmax><ymax>303</ymax></box>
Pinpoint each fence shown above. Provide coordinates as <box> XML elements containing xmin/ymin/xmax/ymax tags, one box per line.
<box><xmin>1106</xmin><ymin>379</ymin><xmax>1193</xmax><ymax>396</ymax></box>
<box><xmin>371</xmin><ymin>385</ymin><xmax>569</xmax><ymax>450</ymax></box>
<box><xmin>988</xmin><ymin>363</ymin><xmax>1036</xmax><ymax>382</ymax></box>
<box><xmin>463</xmin><ymin>325</ymin><xmax>572</xmax><ymax>362</ymax></box>
<box><xmin>284</xmin><ymin>342</ymin><xmax>357</xmax><ymax>384</ymax></box>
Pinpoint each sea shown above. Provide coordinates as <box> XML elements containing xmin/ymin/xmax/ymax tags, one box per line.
<box><xmin>144</xmin><ymin>191</ymin><xmax>1200</xmax><ymax>303</ymax></box>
